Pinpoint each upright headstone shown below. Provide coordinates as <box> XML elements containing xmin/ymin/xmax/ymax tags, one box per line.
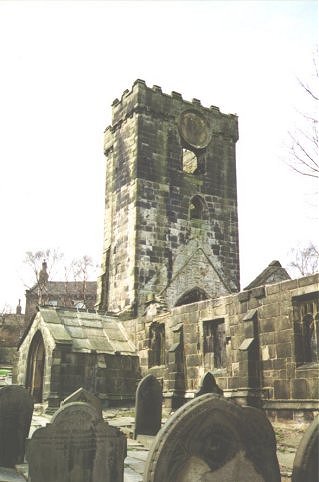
<box><xmin>134</xmin><ymin>374</ymin><xmax>162</xmax><ymax>439</ymax></box>
<box><xmin>61</xmin><ymin>387</ymin><xmax>102</xmax><ymax>418</ymax></box>
<box><xmin>143</xmin><ymin>393</ymin><xmax>280</xmax><ymax>482</ymax></box>
<box><xmin>292</xmin><ymin>415</ymin><xmax>319</xmax><ymax>482</ymax></box>
<box><xmin>26</xmin><ymin>401</ymin><xmax>126</xmax><ymax>482</ymax></box>
<box><xmin>195</xmin><ymin>372</ymin><xmax>223</xmax><ymax>397</ymax></box>
<box><xmin>0</xmin><ymin>385</ymin><xmax>34</xmax><ymax>467</ymax></box>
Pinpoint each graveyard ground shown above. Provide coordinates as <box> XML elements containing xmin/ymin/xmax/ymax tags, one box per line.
<box><xmin>0</xmin><ymin>404</ymin><xmax>311</xmax><ymax>482</ymax></box>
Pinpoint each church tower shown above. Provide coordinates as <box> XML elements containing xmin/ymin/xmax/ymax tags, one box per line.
<box><xmin>97</xmin><ymin>80</ymin><xmax>240</xmax><ymax>315</ymax></box>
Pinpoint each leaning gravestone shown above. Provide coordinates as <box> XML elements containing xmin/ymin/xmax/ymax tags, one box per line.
<box><xmin>134</xmin><ymin>374</ymin><xmax>162</xmax><ymax>438</ymax></box>
<box><xmin>143</xmin><ymin>393</ymin><xmax>280</xmax><ymax>482</ymax></box>
<box><xmin>292</xmin><ymin>415</ymin><xmax>318</xmax><ymax>482</ymax></box>
<box><xmin>0</xmin><ymin>385</ymin><xmax>34</xmax><ymax>467</ymax></box>
<box><xmin>61</xmin><ymin>387</ymin><xmax>102</xmax><ymax>418</ymax></box>
<box><xmin>26</xmin><ymin>401</ymin><xmax>126</xmax><ymax>482</ymax></box>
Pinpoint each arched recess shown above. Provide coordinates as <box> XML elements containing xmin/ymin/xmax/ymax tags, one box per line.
<box><xmin>25</xmin><ymin>331</ymin><xmax>46</xmax><ymax>402</ymax></box>
<box><xmin>189</xmin><ymin>195</ymin><xmax>207</xmax><ymax>221</ymax></box>
<box><xmin>174</xmin><ymin>287</ymin><xmax>209</xmax><ymax>307</ymax></box>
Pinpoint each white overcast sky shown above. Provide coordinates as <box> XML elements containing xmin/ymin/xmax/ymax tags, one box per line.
<box><xmin>0</xmin><ymin>0</ymin><xmax>318</xmax><ymax>311</ymax></box>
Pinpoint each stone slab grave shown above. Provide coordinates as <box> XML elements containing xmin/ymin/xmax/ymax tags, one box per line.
<box><xmin>143</xmin><ymin>393</ymin><xmax>281</xmax><ymax>482</ymax></box>
<box><xmin>292</xmin><ymin>415</ymin><xmax>318</xmax><ymax>482</ymax></box>
<box><xmin>61</xmin><ymin>387</ymin><xmax>102</xmax><ymax>418</ymax></box>
<box><xmin>26</xmin><ymin>401</ymin><xmax>127</xmax><ymax>482</ymax></box>
<box><xmin>0</xmin><ymin>385</ymin><xmax>34</xmax><ymax>468</ymax></box>
<box><xmin>134</xmin><ymin>374</ymin><xmax>162</xmax><ymax>440</ymax></box>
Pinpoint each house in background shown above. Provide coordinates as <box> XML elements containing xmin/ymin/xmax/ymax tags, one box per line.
<box><xmin>24</xmin><ymin>261</ymin><xmax>97</xmax><ymax>325</ymax></box>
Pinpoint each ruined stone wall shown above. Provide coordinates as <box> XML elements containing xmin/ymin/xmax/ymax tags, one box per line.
<box><xmin>136</xmin><ymin>274</ymin><xmax>319</xmax><ymax>416</ymax></box>
<box><xmin>98</xmin><ymin>80</ymin><xmax>240</xmax><ymax>314</ymax></box>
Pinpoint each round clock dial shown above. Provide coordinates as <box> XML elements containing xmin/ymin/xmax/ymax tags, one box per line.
<box><xmin>179</xmin><ymin>110</ymin><xmax>211</xmax><ymax>149</ymax></box>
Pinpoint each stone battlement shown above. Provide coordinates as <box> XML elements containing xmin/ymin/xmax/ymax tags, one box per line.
<box><xmin>104</xmin><ymin>79</ymin><xmax>238</xmax><ymax>142</ymax></box>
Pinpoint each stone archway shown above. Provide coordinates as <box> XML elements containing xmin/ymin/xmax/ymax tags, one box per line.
<box><xmin>26</xmin><ymin>331</ymin><xmax>45</xmax><ymax>402</ymax></box>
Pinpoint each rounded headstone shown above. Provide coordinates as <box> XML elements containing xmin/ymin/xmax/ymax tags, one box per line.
<box><xmin>292</xmin><ymin>415</ymin><xmax>319</xmax><ymax>482</ymax></box>
<box><xmin>143</xmin><ymin>394</ymin><xmax>280</xmax><ymax>482</ymax></box>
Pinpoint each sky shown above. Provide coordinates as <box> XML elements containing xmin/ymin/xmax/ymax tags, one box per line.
<box><xmin>0</xmin><ymin>0</ymin><xmax>318</xmax><ymax>312</ymax></box>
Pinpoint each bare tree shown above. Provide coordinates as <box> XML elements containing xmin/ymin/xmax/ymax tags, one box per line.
<box><xmin>288</xmin><ymin>52</ymin><xmax>318</xmax><ymax>178</ymax></box>
<box><xmin>288</xmin><ymin>243</ymin><xmax>319</xmax><ymax>277</ymax></box>
<box><xmin>24</xmin><ymin>248</ymin><xmax>64</xmax><ymax>303</ymax></box>
<box><xmin>64</xmin><ymin>255</ymin><xmax>95</xmax><ymax>306</ymax></box>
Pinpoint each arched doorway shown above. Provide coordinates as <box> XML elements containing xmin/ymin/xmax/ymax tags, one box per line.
<box><xmin>26</xmin><ymin>331</ymin><xmax>45</xmax><ymax>402</ymax></box>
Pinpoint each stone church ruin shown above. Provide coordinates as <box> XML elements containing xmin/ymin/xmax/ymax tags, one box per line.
<box><xmin>15</xmin><ymin>80</ymin><xmax>318</xmax><ymax>419</ymax></box>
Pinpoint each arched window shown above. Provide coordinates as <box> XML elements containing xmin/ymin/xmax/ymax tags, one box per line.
<box><xmin>189</xmin><ymin>195</ymin><xmax>205</xmax><ymax>220</ymax></box>
<box><xmin>182</xmin><ymin>148</ymin><xmax>198</xmax><ymax>174</ymax></box>
<box><xmin>175</xmin><ymin>287</ymin><xmax>208</xmax><ymax>307</ymax></box>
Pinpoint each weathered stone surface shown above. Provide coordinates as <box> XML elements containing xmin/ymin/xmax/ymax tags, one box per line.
<box><xmin>292</xmin><ymin>415</ymin><xmax>318</xmax><ymax>482</ymax></box>
<box><xmin>61</xmin><ymin>387</ymin><xmax>102</xmax><ymax>417</ymax></box>
<box><xmin>143</xmin><ymin>394</ymin><xmax>280</xmax><ymax>482</ymax></box>
<box><xmin>195</xmin><ymin>372</ymin><xmax>223</xmax><ymax>397</ymax></box>
<box><xmin>0</xmin><ymin>385</ymin><xmax>34</xmax><ymax>467</ymax></box>
<box><xmin>134</xmin><ymin>374</ymin><xmax>162</xmax><ymax>438</ymax></box>
<box><xmin>26</xmin><ymin>401</ymin><xmax>126</xmax><ymax>482</ymax></box>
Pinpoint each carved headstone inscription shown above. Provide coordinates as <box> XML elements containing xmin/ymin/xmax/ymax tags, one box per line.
<box><xmin>143</xmin><ymin>393</ymin><xmax>280</xmax><ymax>482</ymax></box>
<box><xmin>0</xmin><ymin>385</ymin><xmax>34</xmax><ymax>467</ymax></box>
<box><xmin>26</xmin><ymin>401</ymin><xmax>127</xmax><ymax>482</ymax></box>
<box><xmin>61</xmin><ymin>387</ymin><xmax>102</xmax><ymax>418</ymax></box>
<box><xmin>292</xmin><ymin>415</ymin><xmax>318</xmax><ymax>482</ymax></box>
<box><xmin>134</xmin><ymin>374</ymin><xmax>162</xmax><ymax>438</ymax></box>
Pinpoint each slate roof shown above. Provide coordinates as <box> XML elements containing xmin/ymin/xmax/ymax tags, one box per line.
<box><xmin>21</xmin><ymin>307</ymin><xmax>137</xmax><ymax>355</ymax></box>
<box><xmin>244</xmin><ymin>260</ymin><xmax>291</xmax><ymax>290</ymax></box>
<box><xmin>27</xmin><ymin>281</ymin><xmax>97</xmax><ymax>297</ymax></box>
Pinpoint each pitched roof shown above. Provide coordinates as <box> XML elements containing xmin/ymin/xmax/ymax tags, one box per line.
<box><xmin>27</xmin><ymin>280</ymin><xmax>97</xmax><ymax>297</ymax></box>
<box><xmin>20</xmin><ymin>307</ymin><xmax>136</xmax><ymax>355</ymax></box>
<box><xmin>244</xmin><ymin>260</ymin><xmax>291</xmax><ymax>290</ymax></box>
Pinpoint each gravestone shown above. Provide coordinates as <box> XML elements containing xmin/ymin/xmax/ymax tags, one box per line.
<box><xmin>292</xmin><ymin>415</ymin><xmax>319</xmax><ymax>482</ymax></box>
<box><xmin>0</xmin><ymin>385</ymin><xmax>34</xmax><ymax>467</ymax></box>
<box><xmin>26</xmin><ymin>401</ymin><xmax>126</xmax><ymax>482</ymax></box>
<box><xmin>134</xmin><ymin>374</ymin><xmax>162</xmax><ymax>439</ymax></box>
<box><xmin>61</xmin><ymin>387</ymin><xmax>102</xmax><ymax>418</ymax></box>
<box><xmin>195</xmin><ymin>372</ymin><xmax>223</xmax><ymax>397</ymax></box>
<box><xmin>143</xmin><ymin>393</ymin><xmax>280</xmax><ymax>482</ymax></box>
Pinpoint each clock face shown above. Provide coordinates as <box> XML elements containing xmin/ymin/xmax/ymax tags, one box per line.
<box><xmin>179</xmin><ymin>110</ymin><xmax>211</xmax><ymax>149</ymax></box>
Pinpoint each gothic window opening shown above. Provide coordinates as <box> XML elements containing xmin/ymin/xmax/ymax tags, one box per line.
<box><xmin>149</xmin><ymin>322</ymin><xmax>165</xmax><ymax>367</ymax></box>
<box><xmin>182</xmin><ymin>148</ymin><xmax>199</xmax><ymax>174</ymax></box>
<box><xmin>189</xmin><ymin>195</ymin><xmax>206</xmax><ymax>220</ymax></box>
<box><xmin>203</xmin><ymin>319</ymin><xmax>226</xmax><ymax>370</ymax></box>
<box><xmin>175</xmin><ymin>287</ymin><xmax>208</xmax><ymax>307</ymax></box>
<box><xmin>294</xmin><ymin>294</ymin><xmax>319</xmax><ymax>364</ymax></box>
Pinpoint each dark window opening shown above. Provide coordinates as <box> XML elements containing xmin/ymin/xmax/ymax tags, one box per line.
<box><xmin>294</xmin><ymin>294</ymin><xmax>319</xmax><ymax>365</ymax></box>
<box><xmin>203</xmin><ymin>319</ymin><xmax>226</xmax><ymax>369</ymax></box>
<box><xmin>189</xmin><ymin>195</ymin><xmax>205</xmax><ymax>220</ymax></box>
<box><xmin>175</xmin><ymin>287</ymin><xmax>208</xmax><ymax>307</ymax></box>
<box><xmin>149</xmin><ymin>322</ymin><xmax>165</xmax><ymax>367</ymax></box>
